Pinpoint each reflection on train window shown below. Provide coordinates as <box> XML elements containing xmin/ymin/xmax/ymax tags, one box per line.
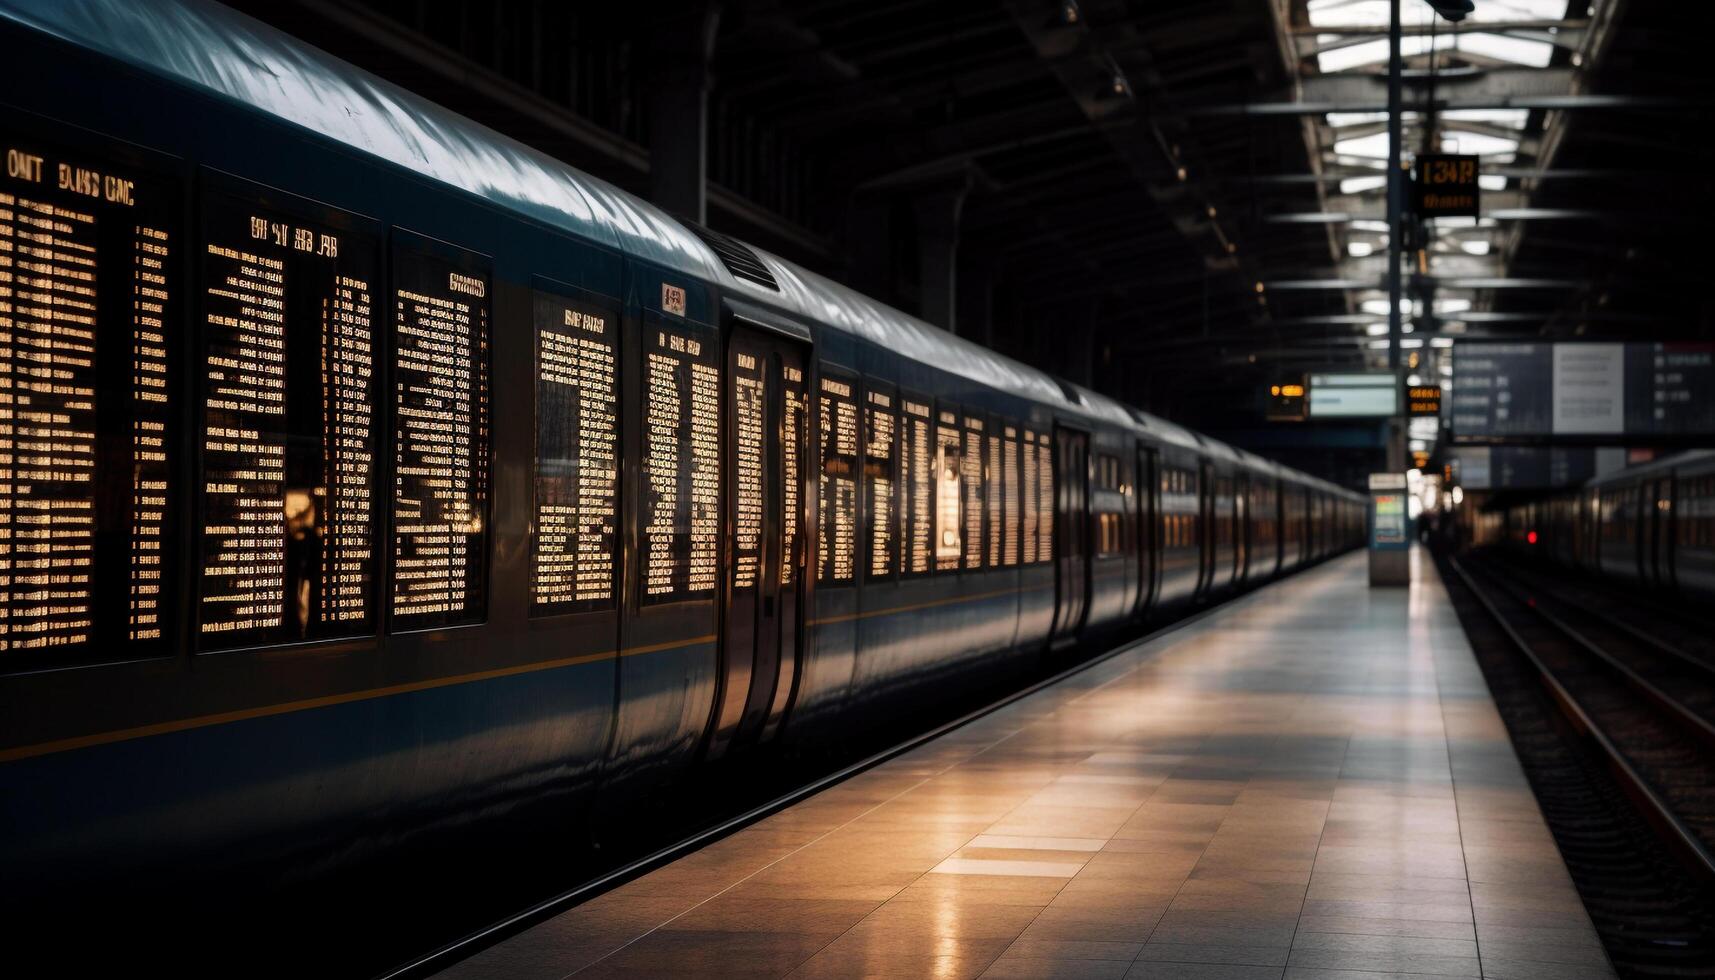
<box><xmin>199</xmin><ymin>185</ymin><xmax>380</xmax><ymax>649</ymax></box>
<box><xmin>934</xmin><ymin>409</ymin><xmax>961</xmax><ymax>572</ymax></box>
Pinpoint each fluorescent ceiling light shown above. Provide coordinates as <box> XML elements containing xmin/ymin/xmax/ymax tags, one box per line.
<box><xmin>1340</xmin><ymin>175</ymin><xmax>1388</xmax><ymax>194</ymax></box>
<box><xmin>1366</xmin><ymin>323</ymin><xmax>1389</xmax><ymax>336</ymax></box>
<box><xmin>1348</xmin><ymin>241</ymin><xmax>1375</xmax><ymax>257</ymax></box>
<box><xmin>1460</xmin><ymin>239</ymin><xmax>1492</xmax><ymax>255</ymax></box>
<box><xmin>1478</xmin><ymin>174</ymin><xmax>1507</xmax><ymax>191</ymax></box>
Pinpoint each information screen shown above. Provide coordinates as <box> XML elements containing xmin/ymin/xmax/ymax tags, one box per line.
<box><xmin>817</xmin><ymin>373</ymin><xmax>858</xmax><ymax>585</ymax></box>
<box><xmin>962</xmin><ymin>415</ymin><xmax>984</xmax><ymax>570</ymax></box>
<box><xmin>901</xmin><ymin>397</ymin><xmax>933</xmax><ymax>576</ymax></box>
<box><xmin>1627</xmin><ymin>343</ymin><xmax>1715</xmax><ymax>435</ymax></box>
<box><xmin>864</xmin><ymin>385</ymin><xmax>896</xmax><ymax>580</ymax></box>
<box><xmin>389</xmin><ymin>241</ymin><xmax>490</xmax><ymax>629</ymax></box>
<box><xmin>1308</xmin><ymin>373</ymin><xmax>1398</xmax><ymax>418</ymax></box>
<box><xmin>1449</xmin><ymin>343</ymin><xmax>1552</xmax><ymax>438</ymax></box>
<box><xmin>640</xmin><ymin>317</ymin><xmax>718</xmax><ymax>602</ymax></box>
<box><xmin>199</xmin><ymin>187</ymin><xmax>380</xmax><ymax>648</ymax></box>
<box><xmin>532</xmin><ymin>288</ymin><xmax>619</xmax><ymax>616</ymax></box>
<box><xmin>0</xmin><ymin>124</ymin><xmax>180</xmax><ymax>657</ymax></box>
<box><xmin>934</xmin><ymin>410</ymin><xmax>962</xmax><ymax>573</ymax></box>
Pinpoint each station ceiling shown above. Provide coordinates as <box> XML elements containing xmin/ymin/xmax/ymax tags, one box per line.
<box><xmin>238</xmin><ymin>0</ymin><xmax>1709</xmax><ymax>444</ymax></box>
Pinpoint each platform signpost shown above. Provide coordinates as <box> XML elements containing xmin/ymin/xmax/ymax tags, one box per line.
<box><xmin>1369</xmin><ymin>473</ymin><xmax>1411</xmax><ymax>587</ymax></box>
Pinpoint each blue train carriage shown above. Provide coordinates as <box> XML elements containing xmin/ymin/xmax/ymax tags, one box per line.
<box><xmin>0</xmin><ymin>0</ymin><xmax>1366</xmax><ymax>930</ymax></box>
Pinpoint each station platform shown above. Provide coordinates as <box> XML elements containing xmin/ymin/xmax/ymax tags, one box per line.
<box><xmin>438</xmin><ymin>549</ymin><xmax>1612</xmax><ymax>980</ymax></box>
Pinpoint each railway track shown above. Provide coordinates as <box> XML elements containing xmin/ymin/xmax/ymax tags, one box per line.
<box><xmin>1439</xmin><ymin>551</ymin><xmax>1715</xmax><ymax>977</ymax></box>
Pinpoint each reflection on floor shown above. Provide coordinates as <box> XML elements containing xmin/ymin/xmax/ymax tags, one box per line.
<box><xmin>440</xmin><ymin>549</ymin><xmax>1613</xmax><ymax>980</ymax></box>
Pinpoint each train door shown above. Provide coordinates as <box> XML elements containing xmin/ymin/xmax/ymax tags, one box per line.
<box><xmin>1196</xmin><ymin>461</ymin><xmax>1214</xmax><ymax>596</ymax></box>
<box><xmin>1135</xmin><ymin>444</ymin><xmax>1158</xmax><ymax>616</ymax></box>
<box><xmin>707</xmin><ymin>325</ymin><xmax>808</xmax><ymax>759</ymax></box>
<box><xmin>1651</xmin><ymin>475</ymin><xmax>1676</xmax><ymax>590</ymax></box>
<box><xmin>1234</xmin><ymin>473</ymin><xmax>1249</xmax><ymax>585</ymax></box>
<box><xmin>1050</xmin><ymin>426</ymin><xmax>1090</xmax><ymax>645</ymax></box>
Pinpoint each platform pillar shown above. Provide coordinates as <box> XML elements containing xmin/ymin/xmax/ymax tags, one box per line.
<box><xmin>647</xmin><ymin>2</ymin><xmax>720</xmax><ymax>225</ymax></box>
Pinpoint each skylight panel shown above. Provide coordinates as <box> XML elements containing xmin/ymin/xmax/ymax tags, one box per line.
<box><xmin>1456</xmin><ymin>32</ymin><xmax>1556</xmax><ymax>67</ymax></box>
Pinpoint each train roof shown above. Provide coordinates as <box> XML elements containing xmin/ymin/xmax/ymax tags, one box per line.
<box><xmin>9</xmin><ymin>0</ymin><xmax>1359</xmax><ymax>494</ymax></box>
<box><xmin>1587</xmin><ymin>449</ymin><xmax>1715</xmax><ymax>487</ymax></box>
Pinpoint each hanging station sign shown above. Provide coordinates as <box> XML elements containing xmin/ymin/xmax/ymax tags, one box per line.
<box><xmin>1413</xmin><ymin>153</ymin><xmax>1480</xmax><ymax>219</ymax></box>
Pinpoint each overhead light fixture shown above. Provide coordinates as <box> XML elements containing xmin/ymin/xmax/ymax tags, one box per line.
<box><xmin>1060</xmin><ymin>0</ymin><xmax>1081</xmax><ymax>25</ymax></box>
<box><xmin>1425</xmin><ymin>0</ymin><xmax>1475</xmax><ymax>23</ymax></box>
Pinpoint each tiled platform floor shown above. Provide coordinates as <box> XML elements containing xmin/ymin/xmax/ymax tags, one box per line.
<box><xmin>439</xmin><ymin>548</ymin><xmax>1613</xmax><ymax>980</ymax></box>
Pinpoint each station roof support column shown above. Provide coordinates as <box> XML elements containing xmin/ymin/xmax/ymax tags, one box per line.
<box><xmin>647</xmin><ymin>1</ymin><xmax>720</xmax><ymax>225</ymax></box>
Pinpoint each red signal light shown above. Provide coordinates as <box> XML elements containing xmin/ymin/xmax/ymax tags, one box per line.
<box><xmin>1527</xmin><ymin>531</ymin><xmax>1538</xmax><ymax>545</ymax></box>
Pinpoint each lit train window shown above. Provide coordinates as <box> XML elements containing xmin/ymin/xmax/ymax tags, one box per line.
<box><xmin>1002</xmin><ymin>424</ymin><xmax>1021</xmax><ymax>566</ymax></box>
<box><xmin>934</xmin><ymin>408</ymin><xmax>961</xmax><ymax>573</ymax></box>
<box><xmin>1020</xmin><ymin>429</ymin><xmax>1039</xmax><ymax>564</ymax></box>
<box><xmin>817</xmin><ymin>370</ymin><xmax>858</xmax><ymax>585</ymax></box>
<box><xmin>639</xmin><ymin>311</ymin><xmax>718</xmax><ymax>604</ymax></box>
<box><xmin>530</xmin><ymin>286</ymin><xmax>619</xmax><ymax>616</ymax></box>
<box><xmin>985</xmin><ymin>426</ymin><xmax>1003</xmax><ymax>569</ymax></box>
<box><xmin>900</xmin><ymin>396</ymin><xmax>933</xmax><ymax>576</ymax></box>
<box><xmin>962</xmin><ymin>414</ymin><xmax>984</xmax><ymax>571</ymax></box>
<box><xmin>388</xmin><ymin>236</ymin><xmax>491</xmax><ymax>630</ymax></box>
<box><xmin>863</xmin><ymin>382</ymin><xmax>896</xmax><ymax>581</ymax></box>
<box><xmin>198</xmin><ymin>182</ymin><xmax>381</xmax><ymax>649</ymax></box>
<box><xmin>0</xmin><ymin>117</ymin><xmax>181</xmax><ymax>661</ymax></box>
<box><xmin>1037</xmin><ymin>431</ymin><xmax>1054</xmax><ymax>563</ymax></box>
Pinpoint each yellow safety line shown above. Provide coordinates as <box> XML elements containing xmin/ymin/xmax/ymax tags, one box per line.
<box><xmin>0</xmin><ymin>634</ymin><xmax>718</xmax><ymax>764</ymax></box>
<box><xmin>1</xmin><ymin>581</ymin><xmax>1057</xmax><ymax>763</ymax></box>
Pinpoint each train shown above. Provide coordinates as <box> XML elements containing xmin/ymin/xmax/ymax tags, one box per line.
<box><xmin>1498</xmin><ymin>450</ymin><xmax>1715</xmax><ymax>601</ymax></box>
<box><xmin>0</xmin><ymin>0</ymin><xmax>1364</xmax><ymax>937</ymax></box>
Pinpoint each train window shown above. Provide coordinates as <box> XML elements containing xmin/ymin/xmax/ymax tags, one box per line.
<box><xmin>900</xmin><ymin>395</ymin><xmax>933</xmax><ymax>576</ymax></box>
<box><xmin>1003</xmin><ymin>424</ymin><xmax>1022</xmax><ymax>566</ymax></box>
<box><xmin>388</xmin><ymin>236</ymin><xmax>491</xmax><ymax>630</ymax></box>
<box><xmin>986</xmin><ymin>426</ymin><xmax>1003</xmax><ymax>568</ymax></box>
<box><xmin>817</xmin><ymin>370</ymin><xmax>858</xmax><ymax>585</ymax></box>
<box><xmin>863</xmin><ymin>383</ymin><xmax>896</xmax><ymax>581</ymax></box>
<box><xmin>1021</xmin><ymin>429</ymin><xmax>1040</xmax><ymax>563</ymax></box>
<box><xmin>530</xmin><ymin>287</ymin><xmax>619</xmax><ymax>616</ymax></box>
<box><xmin>0</xmin><ymin>118</ymin><xmax>181</xmax><ymax>662</ymax></box>
<box><xmin>1038</xmin><ymin>431</ymin><xmax>1055</xmax><ymax>563</ymax></box>
<box><xmin>199</xmin><ymin>182</ymin><xmax>381</xmax><ymax>649</ymax></box>
<box><xmin>934</xmin><ymin>408</ymin><xmax>962</xmax><ymax>572</ymax></box>
<box><xmin>962</xmin><ymin>414</ymin><xmax>985</xmax><ymax>571</ymax></box>
<box><xmin>638</xmin><ymin>310</ymin><xmax>718</xmax><ymax>604</ymax></box>
<box><xmin>782</xmin><ymin>359</ymin><xmax>807</xmax><ymax>585</ymax></box>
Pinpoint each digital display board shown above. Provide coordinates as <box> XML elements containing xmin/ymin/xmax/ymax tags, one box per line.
<box><xmin>389</xmin><ymin>241</ymin><xmax>490</xmax><ymax>629</ymax></box>
<box><xmin>532</xmin><ymin>288</ymin><xmax>618</xmax><ymax>616</ymax></box>
<box><xmin>199</xmin><ymin>186</ymin><xmax>379</xmax><ymax>648</ymax></box>
<box><xmin>1407</xmin><ymin>385</ymin><xmax>1442</xmax><ymax>418</ymax></box>
<box><xmin>864</xmin><ymin>385</ymin><xmax>895</xmax><ymax>580</ymax></box>
<box><xmin>817</xmin><ymin>373</ymin><xmax>858</xmax><ymax>584</ymax></box>
<box><xmin>1449</xmin><ymin>343</ymin><xmax>1551</xmax><ymax>437</ymax></box>
<box><xmin>0</xmin><ymin>123</ymin><xmax>180</xmax><ymax>657</ymax></box>
<box><xmin>641</xmin><ymin>317</ymin><xmax>718</xmax><ymax>602</ymax></box>
<box><xmin>901</xmin><ymin>397</ymin><xmax>932</xmax><ymax>576</ymax></box>
<box><xmin>1454</xmin><ymin>341</ymin><xmax>1715</xmax><ymax>440</ymax></box>
<box><xmin>1308</xmin><ymin>373</ymin><xmax>1399</xmax><ymax>418</ymax></box>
